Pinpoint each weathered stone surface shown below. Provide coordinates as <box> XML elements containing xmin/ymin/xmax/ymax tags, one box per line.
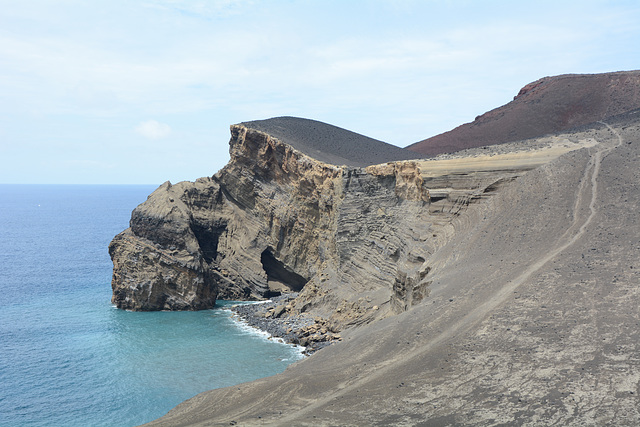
<box><xmin>109</xmin><ymin>180</ymin><xmax>222</xmax><ymax>311</ymax></box>
<box><xmin>110</xmin><ymin>119</ymin><xmax>435</xmax><ymax>317</ymax></box>
<box><xmin>144</xmin><ymin>111</ymin><xmax>640</xmax><ymax>427</ymax></box>
<box><xmin>110</xmin><ymin>116</ymin><xmax>594</xmax><ymax>326</ymax></box>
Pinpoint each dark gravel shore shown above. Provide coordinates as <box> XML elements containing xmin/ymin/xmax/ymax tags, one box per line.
<box><xmin>228</xmin><ymin>294</ymin><xmax>340</xmax><ymax>354</ymax></box>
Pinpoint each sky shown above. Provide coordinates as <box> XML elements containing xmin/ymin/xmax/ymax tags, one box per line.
<box><xmin>1</xmin><ymin>0</ymin><xmax>639</xmax><ymax>185</ymax></box>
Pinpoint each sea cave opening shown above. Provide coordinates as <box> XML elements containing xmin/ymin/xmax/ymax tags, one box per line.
<box><xmin>260</xmin><ymin>248</ymin><xmax>308</xmax><ymax>297</ymax></box>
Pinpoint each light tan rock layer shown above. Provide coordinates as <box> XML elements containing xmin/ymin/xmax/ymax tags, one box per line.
<box><xmin>110</xmin><ymin>125</ymin><xmax>434</xmax><ymax>318</ymax></box>
<box><xmin>110</xmin><ymin>122</ymin><xmax>592</xmax><ymax>334</ymax></box>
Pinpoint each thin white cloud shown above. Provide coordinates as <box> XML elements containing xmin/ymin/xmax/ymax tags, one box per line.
<box><xmin>135</xmin><ymin>120</ymin><xmax>172</xmax><ymax>139</ymax></box>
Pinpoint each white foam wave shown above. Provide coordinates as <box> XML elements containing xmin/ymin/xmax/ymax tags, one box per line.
<box><xmin>223</xmin><ymin>309</ymin><xmax>306</xmax><ymax>358</ymax></box>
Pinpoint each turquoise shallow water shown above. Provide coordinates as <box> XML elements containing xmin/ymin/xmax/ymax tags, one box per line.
<box><xmin>0</xmin><ymin>185</ymin><xmax>303</xmax><ymax>427</ymax></box>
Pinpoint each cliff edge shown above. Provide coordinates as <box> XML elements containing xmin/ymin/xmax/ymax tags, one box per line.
<box><xmin>109</xmin><ymin>118</ymin><xmax>431</xmax><ymax>328</ymax></box>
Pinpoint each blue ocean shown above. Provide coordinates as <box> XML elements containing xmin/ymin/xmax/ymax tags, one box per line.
<box><xmin>0</xmin><ymin>185</ymin><xmax>303</xmax><ymax>427</ymax></box>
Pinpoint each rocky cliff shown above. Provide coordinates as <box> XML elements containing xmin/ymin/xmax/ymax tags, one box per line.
<box><xmin>114</xmin><ymin>70</ymin><xmax>640</xmax><ymax>424</ymax></box>
<box><xmin>110</xmin><ymin>115</ymin><xmax>593</xmax><ymax>345</ymax></box>
<box><xmin>110</xmin><ymin>119</ymin><xmax>433</xmax><ymax>324</ymax></box>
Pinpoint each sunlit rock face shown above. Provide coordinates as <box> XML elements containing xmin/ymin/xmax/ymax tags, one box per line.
<box><xmin>109</xmin><ymin>114</ymin><xmax>583</xmax><ymax>326</ymax></box>
<box><xmin>109</xmin><ymin>118</ymin><xmax>434</xmax><ymax>315</ymax></box>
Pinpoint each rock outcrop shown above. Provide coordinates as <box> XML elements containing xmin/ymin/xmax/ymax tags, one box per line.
<box><xmin>110</xmin><ymin>119</ymin><xmax>433</xmax><ymax>320</ymax></box>
<box><xmin>110</xmin><ymin>116</ymin><xmax>594</xmax><ymax>339</ymax></box>
<box><xmin>145</xmin><ymin>108</ymin><xmax>640</xmax><ymax>427</ymax></box>
<box><xmin>115</xmin><ymin>72</ymin><xmax>640</xmax><ymax>425</ymax></box>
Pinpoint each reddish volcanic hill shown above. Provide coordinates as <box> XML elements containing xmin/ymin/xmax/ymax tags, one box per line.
<box><xmin>407</xmin><ymin>70</ymin><xmax>640</xmax><ymax>156</ymax></box>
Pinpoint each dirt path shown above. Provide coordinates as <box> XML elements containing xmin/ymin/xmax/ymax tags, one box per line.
<box><xmin>277</xmin><ymin>123</ymin><xmax>624</xmax><ymax>424</ymax></box>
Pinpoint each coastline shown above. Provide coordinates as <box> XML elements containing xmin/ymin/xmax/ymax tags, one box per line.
<box><xmin>227</xmin><ymin>293</ymin><xmax>342</xmax><ymax>355</ymax></box>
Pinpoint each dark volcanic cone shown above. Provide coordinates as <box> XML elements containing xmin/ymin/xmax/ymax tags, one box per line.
<box><xmin>407</xmin><ymin>70</ymin><xmax>640</xmax><ymax>156</ymax></box>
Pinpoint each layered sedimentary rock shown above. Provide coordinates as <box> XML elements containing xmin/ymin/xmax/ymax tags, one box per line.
<box><xmin>110</xmin><ymin>116</ymin><xmax>593</xmax><ymax>333</ymax></box>
<box><xmin>408</xmin><ymin>70</ymin><xmax>640</xmax><ymax>156</ymax></box>
<box><xmin>110</xmin><ymin>119</ymin><xmax>433</xmax><ymax>318</ymax></box>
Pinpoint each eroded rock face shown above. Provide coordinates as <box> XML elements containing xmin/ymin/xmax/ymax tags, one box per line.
<box><xmin>109</xmin><ymin>124</ymin><xmax>435</xmax><ymax>315</ymax></box>
<box><xmin>109</xmin><ymin>180</ymin><xmax>223</xmax><ymax>311</ymax></box>
<box><xmin>110</xmin><ymin>118</ymin><xmax>584</xmax><ymax>341</ymax></box>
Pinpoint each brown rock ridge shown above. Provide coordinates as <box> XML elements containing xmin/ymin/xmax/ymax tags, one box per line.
<box><xmin>240</xmin><ymin>116</ymin><xmax>422</xmax><ymax>167</ymax></box>
<box><xmin>110</xmin><ymin>119</ymin><xmax>432</xmax><ymax>319</ymax></box>
<box><xmin>112</xmin><ymin>112</ymin><xmax>570</xmax><ymax>346</ymax></box>
<box><xmin>407</xmin><ymin>70</ymin><xmax>640</xmax><ymax>156</ymax></box>
<box><xmin>109</xmin><ymin>115</ymin><xmax>598</xmax><ymax>327</ymax></box>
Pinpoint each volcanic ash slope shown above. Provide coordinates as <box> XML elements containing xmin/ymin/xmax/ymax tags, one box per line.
<box><xmin>143</xmin><ymin>112</ymin><xmax>640</xmax><ymax>426</ymax></box>
<box><xmin>408</xmin><ymin>70</ymin><xmax>640</xmax><ymax>156</ymax></box>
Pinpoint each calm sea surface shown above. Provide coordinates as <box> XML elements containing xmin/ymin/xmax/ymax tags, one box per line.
<box><xmin>0</xmin><ymin>185</ymin><xmax>303</xmax><ymax>427</ymax></box>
